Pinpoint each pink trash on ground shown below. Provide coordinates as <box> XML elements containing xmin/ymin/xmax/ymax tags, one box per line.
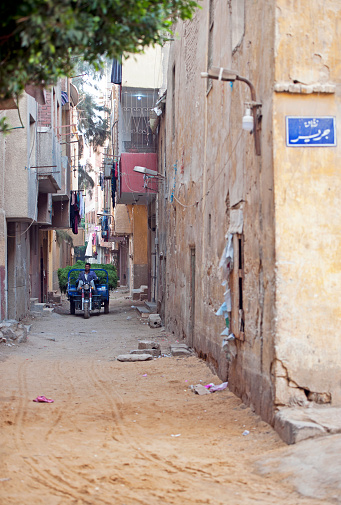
<box><xmin>204</xmin><ymin>382</ymin><xmax>228</xmax><ymax>392</ymax></box>
<box><xmin>33</xmin><ymin>396</ymin><xmax>54</xmax><ymax>403</ymax></box>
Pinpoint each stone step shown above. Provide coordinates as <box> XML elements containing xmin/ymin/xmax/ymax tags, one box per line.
<box><xmin>136</xmin><ymin>306</ymin><xmax>151</xmax><ymax>318</ymax></box>
<box><xmin>33</xmin><ymin>302</ymin><xmax>47</xmax><ymax>312</ymax></box>
<box><xmin>144</xmin><ymin>301</ymin><xmax>157</xmax><ymax>313</ymax></box>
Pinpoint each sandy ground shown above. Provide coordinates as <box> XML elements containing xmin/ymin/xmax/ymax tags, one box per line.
<box><xmin>0</xmin><ymin>289</ymin><xmax>338</xmax><ymax>504</ymax></box>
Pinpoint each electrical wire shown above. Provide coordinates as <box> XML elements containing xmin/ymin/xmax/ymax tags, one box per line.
<box><xmin>170</xmin><ymin>130</ymin><xmax>243</xmax><ymax>209</ymax></box>
<box><xmin>7</xmin><ymin>219</ymin><xmax>35</xmax><ymax>238</ymax></box>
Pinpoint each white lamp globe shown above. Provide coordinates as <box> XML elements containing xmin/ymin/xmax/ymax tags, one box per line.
<box><xmin>242</xmin><ymin>108</ymin><xmax>253</xmax><ymax>132</ymax></box>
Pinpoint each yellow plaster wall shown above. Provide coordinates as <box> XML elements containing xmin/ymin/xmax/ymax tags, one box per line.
<box><xmin>122</xmin><ymin>46</ymin><xmax>163</xmax><ymax>89</ymax></box>
<box><xmin>132</xmin><ymin>206</ymin><xmax>148</xmax><ymax>265</ymax></box>
<box><xmin>275</xmin><ymin>0</ymin><xmax>341</xmax><ymax>85</ymax></box>
<box><xmin>114</xmin><ymin>204</ymin><xmax>132</xmax><ymax>235</ymax></box>
<box><xmin>274</xmin><ymin>0</ymin><xmax>341</xmax><ymax>403</ymax></box>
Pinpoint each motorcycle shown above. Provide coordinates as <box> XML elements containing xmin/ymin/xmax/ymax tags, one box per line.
<box><xmin>81</xmin><ymin>282</ymin><xmax>92</xmax><ymax>319</ymax></box>
<box><xmin>67</xmin><ymin>268</ymin><xmax>110</xmax><ymax>319</ymax></box>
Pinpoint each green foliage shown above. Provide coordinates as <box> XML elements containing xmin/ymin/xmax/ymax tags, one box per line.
<box><xmin>0</xmin><ymin>0</ymin><xmax>199</xmax><ymax>100</ymax></box>
<box><xmin>78</xmin><ymin>92</ymin><xmax>110</xmax><ymax>150</ymax></box>
<box><xmin>0</xmin><ymin>117</ymin><xmax>12</xmax><ymax>135</ymax></box>
<box><xmin>78</xmin><ymin>160</ymin><xmax>95</xmax><ymax>198</ymax></box>
<box><xmin>57</xmin><ymin>260</ymin><xmax>118</xmax><ymax>293</ymax></box>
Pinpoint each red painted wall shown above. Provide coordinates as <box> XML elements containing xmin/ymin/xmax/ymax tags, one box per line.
<box><xmin>120</xmin><ymin>153</ymin><xmax>158</xmax><ymax>196</ymax></box>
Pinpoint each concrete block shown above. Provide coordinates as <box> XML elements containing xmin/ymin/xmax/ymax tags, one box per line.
<box><xmin>117</xmin><ymin>354</ymin><xmax>153</xmax><ymax>362</ymax></box>
<box><xmin>138</xmin><ymin>340</ymin><xmax>160</xmax><ymax>350</ymax></box>
<box><xmin>148</xmin><ymin>314</ymin><xmax>162</xmax><ymax>328</ymax></box>
<box><xmin>192</xmin><ymin>384</ymin><xmax>211</xmax><ymax>395</ymax></box>
<box><xmin>130</xmin><ymin>348</ymin><xmax>161</xmax><ymax>357</ymax></box>
<box><xmin>32</xmin><ymin>303</ymin><xmax>46</xmax><ymax>312</ymax></box>
<box><xmin>274</xmin><ymin>412</ymin><xmax>325</xmax><ymax>444</ymax></box>
<box><xmin>171</xmin><ymin>348</ymin><xmax>191</xmax><ymax>357</ymax></box>
<box><xmin>136</xmin><ymin>306</ymin><xmax>150</xmax><ymax>318</ymax></box>
<box><xmin>275</xmin><ymin>406</ymin><xmax>341</xmax><ymax>445</ymax></box>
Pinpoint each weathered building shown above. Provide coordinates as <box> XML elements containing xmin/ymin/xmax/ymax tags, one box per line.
<box><xmin>0</xmin><ymin>79</ymin><xmax>77</xmax><ymax>320</ymax></box>
<box><xmin>156</xmin><ymin>0</ymin><xmax>341</xmax><ymax>439</ymax></box>
<box><xmin>111</xmin><ymin>47</ymin><xmax>167</xmax><ymax>295</ymax></box>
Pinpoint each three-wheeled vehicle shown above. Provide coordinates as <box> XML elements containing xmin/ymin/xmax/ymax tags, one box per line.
<box><xmin>67</xmin><ymin>268</ymin><xmax>110</xmax><ymax>318</ymax></box>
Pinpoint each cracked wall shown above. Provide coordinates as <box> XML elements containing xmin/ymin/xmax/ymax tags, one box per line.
<box><xmin>160</xmin><ymin>0</ymin><xmax>277</xmax><ymax>424</ymax></box>
<box><xmin>273</xmin><ymin>0</ymin><xmax>341</xmax><ymax>407</ymax></box>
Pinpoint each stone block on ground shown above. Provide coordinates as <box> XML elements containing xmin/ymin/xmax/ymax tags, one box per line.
<box><xmin>171</xmin><ymin>344</ymin><xmax>191</xmax><ymax>357</ymax></box>
<box><xmin>0</xmin><ymin>322</ymin><xmax>27</xmax><ymax>343</ymax></box>
<box><xmin>32</xmin><ymin>302</ymin><xmax>46</xmax><ymax>312</ymax></box>
<box><xmin>130</xmin><ymin>348</ymin><xmax>161</xmax><ymax>357</ymax></box>
<box><xmin>0</xmin><ymin>327</ymin><xmax>15</xmax><ymax>340</ymax></box>
<box><xmin>138</xmin><ymin>340</ymin><xmax>160</xmax><ymax>350</ymax></box>
<box><xmin>274</xmin><ymin>406</ymin><xmax>341</xmax><ymax>444</ymax></box>
<box><xmin>136</xmin><ymin>306</ymin><xmax>150</xmax><ymax>318</ymax></box>
<box><xmin>117</xmin><ymin>354</ymin><xmax>153</xmax><ymax>362</ymax></box>
<box><xmin>148</xmin><ymin>314</ymin><xmax>162</xmax><ymax>328</ymax></box>
<box><xmin>144</xmin><ymin>301</ymin><xmax>157</xmax><ymax>313</ymax></box>
<box><xmin>192</xmin><ymin>384</ymin><xmax>211</xmax><ymax>395</ymax></box>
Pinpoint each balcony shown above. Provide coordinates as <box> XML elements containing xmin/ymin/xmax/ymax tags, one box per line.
<box><xmin>117</xmin><ymin>153</ymin><xmax>158</xmax><ymax>205</ymax></box>
<box><xmin>36</xmin><ymin>130</ymin><xmax>62</xmax><ymax>193</ymax></box>
<box><xmin>52</xmin><ymin>155</ymin><xmax>70</xmax><ymax>200</ymax></box>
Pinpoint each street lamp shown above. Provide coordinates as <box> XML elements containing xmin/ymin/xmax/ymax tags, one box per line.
<box><xmin>133</xmin><ymin>166</ymin><xmax>165</xmax><ymax>192</ymax></box>
<box><xmin>133</xmin><ymin>166</ymin><xmax>165</xmax><ymax>179</ymax></box>
<box><xmin>201</xmin><ymin>67</ymin><xmax>262</xmax><ymax>155</ymax></box>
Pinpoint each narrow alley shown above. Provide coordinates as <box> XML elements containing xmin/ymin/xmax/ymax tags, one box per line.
<box><xmin>0</xmin><ymin>290</ymin><xmax>339</xmax><ymax>505</ymax></box>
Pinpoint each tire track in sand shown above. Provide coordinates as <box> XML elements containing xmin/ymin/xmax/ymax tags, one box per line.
<box><xmin>86</xmin><ymin>360</ymin><xmax>226</xmax><ymax>500</ymax></box>
<box><xmin>39</xmin><ymin>358</ymin><xmax>149</xmax><ymax>505</ymax></box>
<box><xmin>11</xmin><ymin>358</ymin><xmax>113</xmax><ymax>504</ymax></box>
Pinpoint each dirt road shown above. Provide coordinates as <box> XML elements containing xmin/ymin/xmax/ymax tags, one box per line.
<box><xmin>0</xmin><ymin>290</ymin><xmax>338</xmax><ymax>504</ymax></box>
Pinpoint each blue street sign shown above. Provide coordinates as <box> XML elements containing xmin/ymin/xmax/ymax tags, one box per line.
<box><xmin>286</xmin><ymin>116</ymin><xmax>336</xmax><ymax>147</ymax></box>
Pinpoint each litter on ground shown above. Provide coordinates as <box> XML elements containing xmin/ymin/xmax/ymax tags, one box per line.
<box><xmin>33</xmin><ymin>396</ymin><xmax>54</xmax><ymax>403</ymax></box>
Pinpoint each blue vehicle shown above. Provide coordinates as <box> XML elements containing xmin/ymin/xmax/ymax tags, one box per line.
<box><xmin>67</xmin><ymin>268</ymin><xmax>110</xmax><ymax>318</ymax></box>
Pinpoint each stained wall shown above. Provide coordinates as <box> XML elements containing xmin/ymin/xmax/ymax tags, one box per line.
<box><xmin>160</xmin><ymin>0</ymin><xmax>277</xmax><ymax>422</ymax></box>
<box><xmin>273</xmin><ymin>0</ymin><xmax>341</xmax><ymax>406</ymax></box>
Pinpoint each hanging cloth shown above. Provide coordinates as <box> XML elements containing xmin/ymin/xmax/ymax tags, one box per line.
<box><xmin>111</xmin><ymin>59</ymin><xmax>122</xmax><ymax>85</ymax></box>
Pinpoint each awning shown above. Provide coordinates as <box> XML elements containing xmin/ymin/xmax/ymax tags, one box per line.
<box><xmin>70</xmin><ymin>83</ymin><xmax>79</xmax><ymax>107</ymax></box>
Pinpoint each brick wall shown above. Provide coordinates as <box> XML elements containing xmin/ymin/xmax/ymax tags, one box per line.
<box><xmin>38</xmin><ymin>91</ymin><xmax>52</xmax><ymax>127</ymax></box>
